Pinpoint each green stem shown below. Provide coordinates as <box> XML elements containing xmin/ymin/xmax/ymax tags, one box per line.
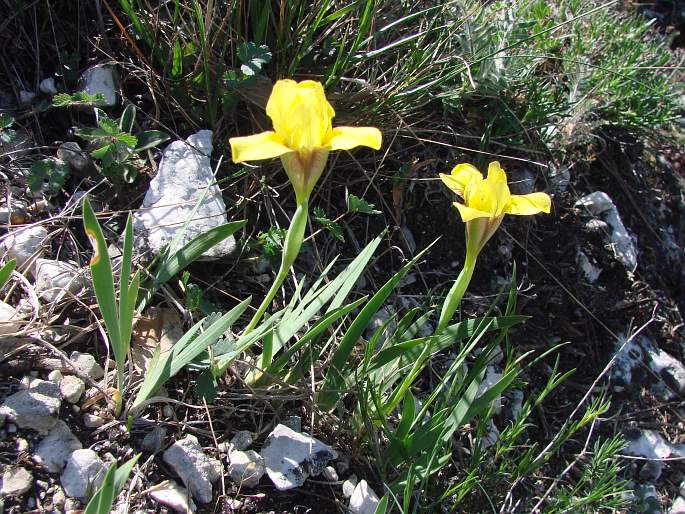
<box><xmin>115</xmin><ymin>368</ymin><xmax>124</xmax><ymax>417</ymax></box>
<box><xmin>244</xmin><ymin>201</ymin><xmax>309</xmax><ymax>334</ymax></box>
<box><xmin>436</xmin><ymin>256</ymin><xmax>477</xmax><ymax>334</ymax></box>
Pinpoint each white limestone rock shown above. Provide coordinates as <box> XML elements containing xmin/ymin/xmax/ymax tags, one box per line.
<box><xmin>80</xmin><ymin>66</ymin><xmax>117</xmax><ymax>106</ymax></box>
<box><xmin>69</xmin><ymin>351</ymin><xmax>104</xmax><ymax>380</ymax></box>
<box><xmin>148</xmin><ymin>480</ymin><xmax>196</xmax><ymax>513</ymax></box>
<box><xmin>0</xmin><ymin>466</ymin><xmax>33</xmax><ymax>497</ymax></box>
<box><xmin>133</xmin><ymin>130</ymin><xmax>236</xmax><ymax>260</ymax></box>
<box><xmin>227</xmin><ymin>450</ymin><xmax>265</xmax><ymax>488</ymax></box>
<box><xmin>349</xmin><ymin>479</ymin><xmax>380</xmax><ymax>514</ymax></box>
<box><xmin>34</xmin><ymin>420</ymin><xmax>82</xmax><ymax>473</ymax></box>
<box><xmin>0</xmin><ymin>379</ymin><xmax>61</xmax><ymax>434</ymax></box>
<box><xmin>575</xmin><ymin>192</ymin><xmax>637</xmax><ymax>271</ymax></box>
<box><xmin>260</xmin><ymin>424</ymin><xmax>337</xmax><ymax>491</ymax></box>
<box><xmin>0</xmin><ymin>301</ymin><xmax>24</xmax><ymax>335</ymax></box>
<box><xmin>60</xmin><ymin>449</ymin><xmax>107</xmax><ymax>499</ymax></box>
<box><xmin>2</xmin><ymin>225</ymin><xmax>48</xmax><ymax>269</ymax></box>
<box><xmin>59</xmin><ymin>376</ymin><xmax>85</xmax><ymax>404</ymax></box>
<box><xmin>163</xmin><ymin>435</ymin><xmax>220</xmax><ymax>504</ymax></box>
<box><xmin>34</xmin><ymin>259</ymin><xmax>88</xmax><ymax>303</ymax></box>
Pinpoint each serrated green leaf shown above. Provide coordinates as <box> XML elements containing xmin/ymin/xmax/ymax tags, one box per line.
<box><xmin>0</xmin><ymin>114</ymin><xmax>14</xmax><ymax>130</ymax></box>
<box><xmin>347</xmin><ymin>193</ymin><xmax>381</xmax><ymax>214</ymax></box>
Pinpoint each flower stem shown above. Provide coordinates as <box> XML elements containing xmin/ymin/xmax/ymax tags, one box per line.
<box><xmin>244</xmin><ymin>201</ymin><xmax>309</xmax><ymax>334</ymax></box>
<box><xmin>436</xmin><ymin>256</ymin><xmax>476</xmax><ymax>334</ymax></box>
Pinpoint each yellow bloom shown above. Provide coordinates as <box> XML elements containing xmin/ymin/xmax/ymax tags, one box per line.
<box><xmin>440</xmin><ymin>161</ymin><xmax>551</xmax><ymax>259</ymax></box>
<box><xmin>229</xmin><ymin>79</ymin><xmax>382</xmax><ymax>205</ymax></box>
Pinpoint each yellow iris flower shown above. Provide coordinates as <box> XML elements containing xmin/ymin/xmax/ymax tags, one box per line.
<box><xmin>440</xmin><ymin>161</ymin><xmax>551</xmax><ymax>261</ymax></box>
<box><xmin>229</xmin><ymin>79</ymin><xmax>382</xmax><ymax>205</ymax></box>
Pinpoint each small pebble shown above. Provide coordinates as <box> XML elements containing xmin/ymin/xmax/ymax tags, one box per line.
<box><xmin>47</xmin><ymin>370</ymin><xmax>63</xmax><ymax>383</ymax></box>
<box><xmin>59</xmin><ymin>376</ymin><xmax>85</xmax><ymax>404</ymax></box>
<box><xmin>82</xmin><ymin>414</ymin><xmax>104</xmax><ymax>428</ymax></box>
<box><xmin>323</xmin><ymin>466</ymin><xmax>338</xmax><ymax>482</ymax></box>
<box><xmin>7</xmin><ymin>424</ymin><xmax>17</xmax><ymax>434</ymax></box>
<box><xmin>162</xmin><ymin>405</ymin><xmax>173</xmax><ymax>418</ymax></box>
<box><xmin>16</xmin><ymin>438</ymin><xmax>29</xmax><ymax>453</ymax></box>
<box><xmin>229</xmin><ymin>430</ymin><xmax>253</xmax><ymax>452</ymax></box>
<box><xmin>342</xmin><ymin>474</ymin><xmax>358</xmax><ymax>498</ymax></box>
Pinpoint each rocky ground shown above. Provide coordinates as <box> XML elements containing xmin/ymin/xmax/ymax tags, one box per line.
<box><xmin>1</xmin><ymin>4</ymin><xmax>685</xmax><ymax>514</ymax></box>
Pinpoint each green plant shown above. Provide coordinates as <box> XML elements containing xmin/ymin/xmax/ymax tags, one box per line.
<box><xmin>83</xmin><ymin>454</ymin><xmax>140</xmax><ymax>514</ymax></box>
<box><xmin>313</xmin><ymin>206</ymin><xmax>344</xmax><ymax>241</ymax></box>
<box><xmin>83</xmin><ymin>198</ymin><xmax>140</xmax><ymax>416</ymax></box>
<box><xmin>0</xmin><ymin>259</ymin><xmax>16</xmax><ymax>289</ymax></box>
<box><xmin>0</xmin><ymin>114</ymin><xmax>16</xmax><ymax>144</ymax></box>
<box><xmin>76</xmin><ymin>105</ymin><xmax>169</xmax><ymax>183</ymax></box>
<box><xmin>257</xmin><ymin>227</ymin><xmax>287</xmax><ymax>262</ymax></box>
<box><xmin>27</xmin><ymin>159</ymin><xmax>70</xmax><ymax>195</ymax></box>
<box><xmin>52</xmin><ymin>91</ymin><xmax>107</xmax><ymax>108</ymax></box>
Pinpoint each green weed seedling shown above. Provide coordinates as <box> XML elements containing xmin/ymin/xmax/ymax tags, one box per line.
<box><xmin>76</xmin><ymin>105</ymin><xmax>169</xmax><ymax>184</ymax></box>
<box><xmin>83</xmin><ymin>454</ymin><xmax>140</xmax><ymax>514</ymax></box>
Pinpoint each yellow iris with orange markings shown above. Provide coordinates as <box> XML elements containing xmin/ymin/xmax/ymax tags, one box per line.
<box><xmin>439</xmin><ymin>161</ymin><xmax>551</xmax><ymax>263</ymax></box>
<box><xmin>229</xmin><ymin>79</ymin><xmax>382</xmax><ymax>205</ymax></box>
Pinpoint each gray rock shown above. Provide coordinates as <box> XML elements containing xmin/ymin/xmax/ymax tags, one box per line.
<box><xmin>611</xmin><ymin>335</ymin><xmax>685</xmax><ymax>400</ymax></box>
<box><xmin>132</xmin><ymin>130</ymin><xmax>236</xmax><ymax>260</ymax></box>
<box><xmin>163</xmin><ymin>435</ymin><xmax>220</xmax><ymax>504</ymax></box>
<box><xmin>39</xmin><ymin>78</ymin><xmax>58</xmax><ymax>95</ymax></box>
<box><xmin>509</xmin><ymin>168</ymin><xmax>536</xmax><ymax>195</ymax></box>
<box><xmin>2</xmin><ymin>225</ymin><xmax>48</xmax><ymax>269</ymax></box>
<box><xmin>60</xmin><ymin>449</ymin><xmax>107</xmax><ymax>499</ymax></box>
<box><xmin>57</xmin><ymin>143</ymin><xmax>90</xmax><ymax>173</ymax></box>
<box><xmin>575</xmin><ymin>192</ymin><xmax>637</xmax><ymax>271</ymax></box>
<box><xmin>342</xmin><ymin>474</ymin><xmax>357</xmax><ymax>498</ymax></box>
<box><xmin>364</xmin><ymin>307</ymin><xmax>396</xmax><ymax>346</ymax></box>
<box><xmin>19</xmin><ymin>90</ymin><xmax>36</xmax><ymax>104</ymax></box>
<box><xmin>349</xmin><ymin>479</ymin><xmax>380</xmax><ymax>514</ymax></box>
<box><xmin>322</xmin><ymin>466</ymin><xmax>338</xmax><ymax>481</ymax></box>
<box><xmin>59</xmin><ymin>376</ymin><xmax>85</xmax><ymax>404</ymax></box>
<box><xmin>0</xmin><ymin>301</ymin><xmax>24</xmax><ymax>336</ymax></box>
<box><xmin>0</xmin><ymin>379</ymin><xmax>61</xmax><ymax>433</ymax></box>
<box><xmin>625</xmin><ymin>429</ymin><xmax>685</xmax><ymax>482</ymax></box>
<box><xmin>82</xmin><ymin>414</ymin><xmax>104</xmax><ymax>429</ymax></box>
<box><xmin>34</xmin><ymin>259</ymin><xmax>88</xmax><ymax>302</ymax></box>
<box><xmin>34</xmin><ymin>420</ymin><xmax>82</xmax><ymax>473</ymax></box>
<box><xmin>80</xmin><ymin>66</ymin><xmax>117</xmax><ymax>106</ymax></box>
<box><xmin>16</xmin><ymin>437</ymin><xmax>29</xmax><ymax>453</ymax></box>
<box><xmin>281</xmin><ymin>416</ymin><xmax>301</xmax><ymax>434</ymax></box>
<box><xmin>576</xmin><ymin>250</ymin><xmax>601</xmax><ymax>284</ymax></box>
<box><xmin>227</xmin><ymin>450</ymin><xmax>265</xmax><ymax>488</ymax></box>
<box><xmin>51</xmin><ymin>486</ymin><xmax>66</xmax><ymax>511</ymax></box>
<box><xmin>142</xmin><ymin>426</ymin><xmax>166</xmax><ymax>453</ymax></box>
<box><xmin>260</xmin><ymin>424</ymin><xmax>338</xmax><ymax>491</ymax></box>
<box><xmin>47</xmin><ymin>370</ymin><xmax>63</xmax><ymax>383</ymax></box>
<box><xmin>69</xmin><ymin>352</ymin><xmax>104</xmax><ymax>380</ymax></box>
<box><xmin>0</xmin><ymin>466</ymin><xmax>33</xmax><ymax>497</ymax></box>
<box><xmin>229</xmin><ymin>430</ymin><xmax>253</xmax><ymax>452</ymax></box>
<box><xmin>148</xmin><ymin>480</ymin><xmax>196</xmax><ymax>513</ymax></box>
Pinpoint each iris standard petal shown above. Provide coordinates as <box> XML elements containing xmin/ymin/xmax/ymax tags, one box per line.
<box><xmin>453</xmin><ymin>202</ymin><xmax>492</xmax><ymax>222</ymax></box>
<box><xmin>326</xmin><ymin>126</ymin><xmax>382</xmax><ymax>151</ymax></box>
<box><xmin>229</xmin><ymin>131</ymin><xmax>292</xmax><ymax>163</ymax></box>
<box><xmin>506</xmin><ymin>192</ymin><xmax>552</xmax><ymax>215</ymax></box>
<box><xmin>440</xmin><ymin>164</ymin><xmax>482</xmax><ymax>195</ymax></box>
<box><xmin>484</xmin><ymin>161</ymin><xmax>511</xmax><ymax>215</ymax></box>
<box><xmin>266</xmin><ymin>80</ymin><xmax>335</xmax><ymax>151</ymax></box>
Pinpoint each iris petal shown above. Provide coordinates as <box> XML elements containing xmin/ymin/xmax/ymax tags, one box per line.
<box><xmin>229</xmin><ymin>131</ymin><xmax>292</xmax><ymax>162</ymax></box>
<box><xmin>506</xmin><ymin>192</ymin><xmax>551</xmax><ymax>215</ymax></box>
<box><xmin>453</xmin><ymin>202</ymin><xmax>492</xmax><ymax>222</ymax></box>
<box><xmin>326</xmin><ymin>126</ymin><xmax>382</xmax><ymax>151</ymax></box>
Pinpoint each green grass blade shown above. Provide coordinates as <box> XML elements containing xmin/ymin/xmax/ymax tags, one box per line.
<box><xmin>318</xmin><ymin>240</ymin><xmax>437</xmax><ymax>411</ymax></box>
<box><xmin>130</xmin><ymin>298</ymin><xmax>251</xmax><ymax>414</ymax></box>
<box><xmin>83</xmin><ymin>197</ymin><xmax>122</xmax><ymax>355</ymax></box>
<box><xmin>138</xmin><ymin>220</ymin><xmax>246</xmax><ymax>310</ymax></box>
<box><xmin>0</xmin><ymin>259</ymin><xmax>16</xmax><ymax>289</ymax></box>
<box><xmin>84</xmin><ymin>464</ymin><xmax>115</xmax><ymax>514</ymax></box>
